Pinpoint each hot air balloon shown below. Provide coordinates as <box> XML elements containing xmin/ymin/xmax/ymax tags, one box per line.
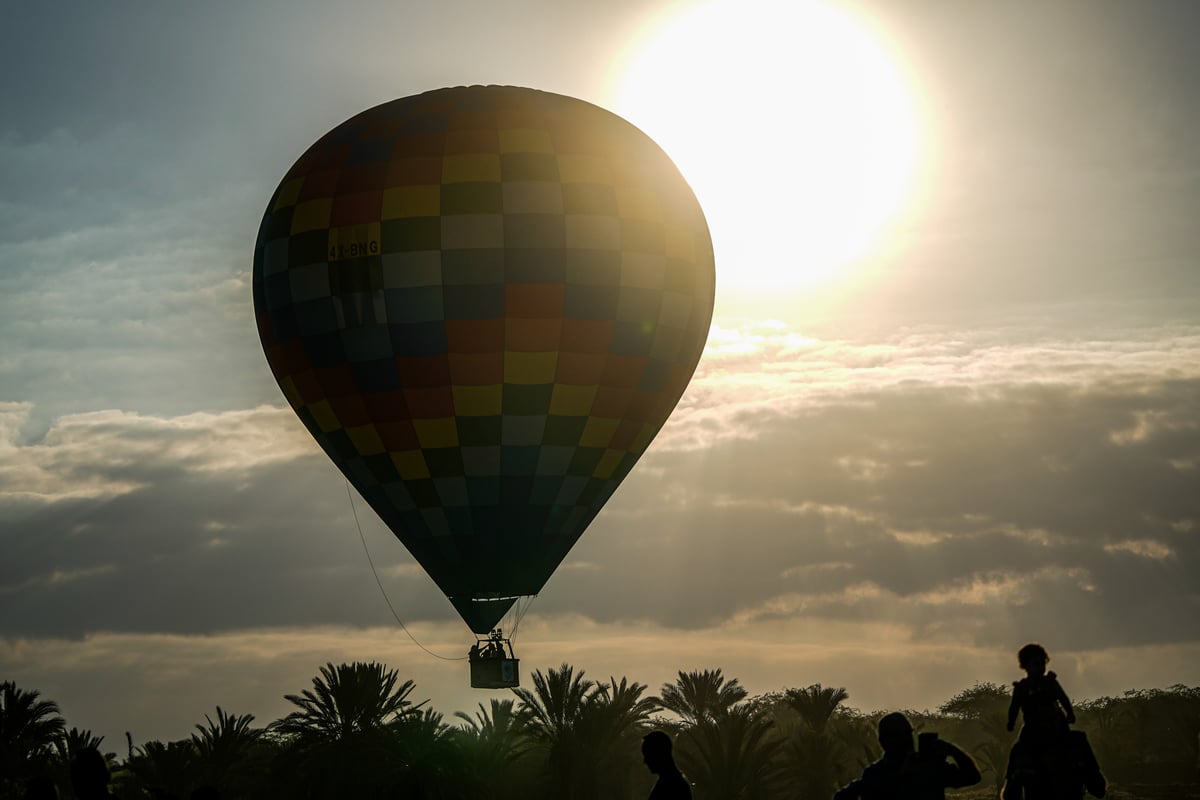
<box><xmin>252</xmin><ymin>86</ymin><xmax>714</xmax><ymax>685</ymax></box>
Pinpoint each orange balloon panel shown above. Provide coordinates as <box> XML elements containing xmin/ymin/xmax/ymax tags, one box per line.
<box><xmin>253</xmin><ymin>86</ymin><xmax>714</xmax><ymax>633</ymax></box>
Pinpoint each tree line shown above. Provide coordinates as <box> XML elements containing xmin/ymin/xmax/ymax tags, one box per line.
<box><xmin>2</xmin><ymin>665</ymin><xmax>1197</xmax><ymax>799</ymax></box>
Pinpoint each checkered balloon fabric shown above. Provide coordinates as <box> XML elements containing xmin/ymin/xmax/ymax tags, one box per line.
<box><xmin>253</xmin><ymin>85</ymin><xmax>714</xmax><ymax>633</ymax></box>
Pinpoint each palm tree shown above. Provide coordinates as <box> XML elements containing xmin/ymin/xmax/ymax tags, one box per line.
<box><xmin>513</xmin><ymin>663</ymin><xmax>597</xmax><ymax>797</ymax></box>
<box><xmin>580</xmin><ymin>676</ymin><xmax>661</xmax><ymax>799</ymax></box>
<box><xmin>655</xmin><ymin>669</ymin><xmax>748</xmax><ymax>726</ymax></box>
<box><xmin>191</xmin><ymin>707</ymin><xmax>264</xmax><ymax>797</ymax></box>
<box><xmin>391</xmin><ymin>708</ymin><xmax>470</xmax><ymax>798</ymax></box>
<box><xmin>43</xmin><ymin>727</ymin><xmax>132</xmax><ymax>800</ymax></box>
<box><xmin>785</xmin><ymin>684</ymin><xmax>850</xmax><ymax>737</ymax></box>
<box><xmin>774</xmin><ymin>684</ymin><xmax>855</xmax><ymax>799</ymax></box>
<box><xmin>455</xmin><ymin>698</ymin><xmax>529</xmax><ymax>763</ymax></box>
<box><xmin>126</xmin><ymin>739</ymin><xmax>199</xmax><ymax>799</ymax></box>
<box><xmin>779</xmin><ymin>721</ymin><xmax>847</xmax><ymax>800</ymax></box>
<box><xmin>514</xmin><ymin>666</ymin><xmax>661</xmax><ymax>799</ymax></box>
<box><xmin>676</xmin><ymin>704</ymin><xmax>781</xmax><ymax>800</ymax></box>
<box><xmin>455</xmin><ymin>699</ymin><xmax>534</xmax><ymax>800</ymax></box>
<box><xmin>273</xmin><ymin>662</ymin><xmax>422</xmax><ymax>743</ymax></box>
<box><xmin>270</xmin><ymin>662</ymin><xmax>425</xmax><ymax>799</ymax></box>
<box><xmin>595</xmin><ymin>676</ymin><xmax>660</xmax><ymax>735</ymax></box>
<box><xmin>513</xmin><ymin>662</ymin><xmax>595</xmax><ymax>744</ymax></box>
<box><xmin>52</xmin><ymin>727</ymin><xmax>105</xmax><ymax>765</ymax></box>
<box><xmin>0</xmin><ymin>681</ymin><xmax>66</xmax><ymax>792</ymax></box>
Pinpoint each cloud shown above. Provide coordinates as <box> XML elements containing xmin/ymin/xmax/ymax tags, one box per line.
<box><xmin>0</xmin><ymin>403</ymin><xmax>312</xmax><ymax>500</ymax></box>
<box><xmin>4</xmin><ymin>321</ymin><xmax>1195</xmax><ymax>661</ymax></box>
<box><xmin>659</xmin><ymin>318</ymin><xmax>1200</xmax><ymax>453</ymax></box>
<box><xmin>548</xmin><ymin>321</ymin><xmax>1200</xmax><ymax>651</ymax></box>
<box><xmin>0</xmin><ymin>403</ymin><xmax>457</xmax><ymax>639</ymax></box>
<box><xmin>0</xmin><ymin>196</ymin><xmax>276</xmax><ymax>436</ymax></box>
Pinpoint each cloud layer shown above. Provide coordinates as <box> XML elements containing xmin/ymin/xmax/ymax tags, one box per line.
<box><xmin>4</xmin><ymin>323</ymin><xmax>1196</xmax><ymax>658</ymax></box>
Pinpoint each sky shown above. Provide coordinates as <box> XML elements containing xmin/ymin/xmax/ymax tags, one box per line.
<box><xmin>2</xmin><ymin>0</ymin><xmax>1199</xmax><ymax>751</ymax></box>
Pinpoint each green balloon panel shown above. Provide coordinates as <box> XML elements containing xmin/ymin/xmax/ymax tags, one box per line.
<box><xmin>253</xmin><ymin>86</ymin><xmax>714</xmax><ymax>633</ymax></box>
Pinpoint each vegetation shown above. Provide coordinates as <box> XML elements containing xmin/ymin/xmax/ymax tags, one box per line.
<box><xmin>0</xmin><ymin>671</ymin><xmax>1196</xmax><ymax>799</ymax></box>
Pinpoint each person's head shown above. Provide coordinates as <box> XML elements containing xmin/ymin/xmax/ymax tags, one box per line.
<box><xmin>69</xmin><ymin>748</ymin><xmax>110</xmax><ymax>799</ymax></box>
<box><xmin>877</xmin><ymin>712</ymin><xmax>914</xmax><ymax>756</ymax></box>
<box><xmin>642</xmin><ymin>730</ymin><xmax>675</xmax><ymax>774</ymax></box>
<box><xmin>1018</xmin><ymin>643</ymin><xmax>1049</xmax><ymax>676</ymax></box>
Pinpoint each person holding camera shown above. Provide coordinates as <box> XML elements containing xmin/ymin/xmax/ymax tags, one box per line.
<box><xmin>833</xmin><ymin>712</ymin><xmax>981</xmax><ymax>800</ymax></box>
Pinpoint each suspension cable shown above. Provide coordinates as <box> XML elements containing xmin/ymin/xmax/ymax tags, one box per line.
<box><xmin>346</xmin><ymin>482</ymin><xmax>467</xmax><ymax>662</ymax></box>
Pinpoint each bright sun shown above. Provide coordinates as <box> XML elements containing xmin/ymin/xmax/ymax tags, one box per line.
<box><xmin>611</xmin><ymin>0</ymin><xmax>923</xmax><ymax>292</ymax></box>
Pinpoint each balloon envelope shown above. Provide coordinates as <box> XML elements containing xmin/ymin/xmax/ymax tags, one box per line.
<box><xmin>253</xmin><ymin>86</ymin><xmax>714</xmax><ymax>633</ymax></box>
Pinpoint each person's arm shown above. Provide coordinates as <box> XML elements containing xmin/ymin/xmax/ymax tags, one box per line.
<box><xmin>939</xmin><ymin>741</ymin><xmax>982</xmax><ymax>788</ymax></box>
<box><xmin>1052</xmin><ymin>678</ymin><xmax>1076</xmax><ymax>723</ymax></box>
<box><xmin>1007</xmin><ymin>684</ymin><xmax>1021</xmax><ymax>731</ymax></box>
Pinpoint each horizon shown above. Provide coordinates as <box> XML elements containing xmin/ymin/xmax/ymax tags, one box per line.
<box><xmin>9</xmin><ymin>644</ymin><xmax>1196</xmax><ymax>750</ymax></box>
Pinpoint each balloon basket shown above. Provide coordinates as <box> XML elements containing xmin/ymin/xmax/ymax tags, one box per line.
<box><xmin>468</xmin><ymin>630</ymin><xmax>520</xmax><ymax>688</ymax></box>
<box><xmin>470</xmin><ymin>657</ymin><xmax>520</xmax><ymax>689</ymax></box>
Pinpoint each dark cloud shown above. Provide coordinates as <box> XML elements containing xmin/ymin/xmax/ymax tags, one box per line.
<box><xmin>0</xmin><ymin>405</ymin><xmax>460</xmax><ymax>637</ymax></box>
<box><xmin>0</xmin><ymin>458</ymin><xmax>450</xmax><ymax>637</ymax></box>
<box><xmin>3</xmin><ymin>354</ymin><xmax>1196</xmax><ymax>654</ymax></box>
<box><xmin>538</xmin><ymin>372</ymin><xmax>1200</xmax><ymax>650</ymax></box>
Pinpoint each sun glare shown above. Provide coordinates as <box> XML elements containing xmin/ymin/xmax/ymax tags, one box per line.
<box><xmin>610</xmin><ymin>0</ymin><xmax>923</xmax><ymax>292</ymax></box>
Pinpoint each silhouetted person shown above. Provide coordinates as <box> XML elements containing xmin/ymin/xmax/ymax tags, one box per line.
<box><xmin>1007</xmin><ymin>643</ymin><xmax>1074</xmax><ymax>747</ymax></box>
<box><xmin>1003</xmin><ymin>643</ymin><xmax>1105</xmax><ymax>798</ymax></box>
<box><xmin>833</xmin><ymin>712</ymin><xmax>980</xmax><ymax>800</ymax></box>
<box><xmin>23</xmin><ymin>774</ymin><xmax>59</xmax><ymax>800</ymax></box>
<box><xmin>69</xmin><ymin>748</ymin><xmax>118</xmax><ymax>800</ymax></box>
<box><xmin>642</xmin><ymin>730</ymin><xmax>692</xmax><ymax>800</ymax></box>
